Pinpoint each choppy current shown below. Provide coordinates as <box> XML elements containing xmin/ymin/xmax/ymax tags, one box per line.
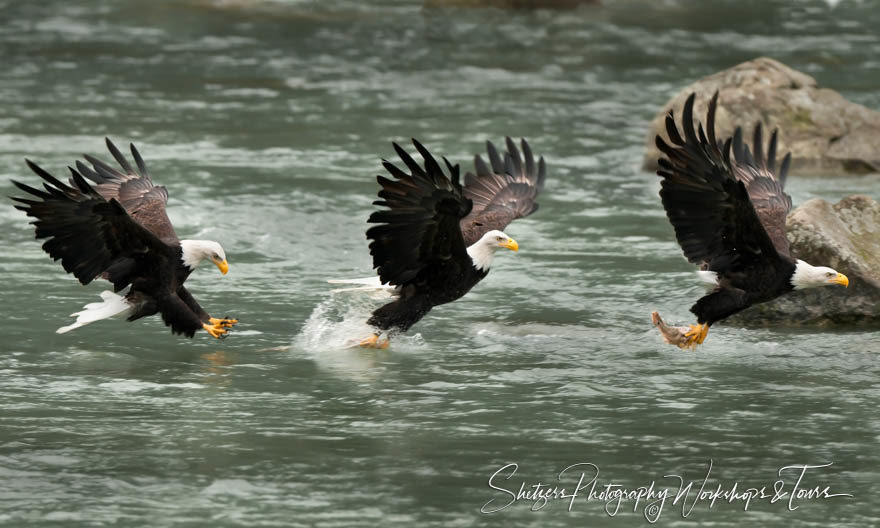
<box><xmin>1</xmin><ymin>0</ymin><xmax>878</xmax><ymax>526</ymax></box>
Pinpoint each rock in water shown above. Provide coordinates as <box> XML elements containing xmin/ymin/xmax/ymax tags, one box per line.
<box><xmin>643</xmin><ymin>57</ymin><xmax>880</xmax><ymax>174</ymax></box>
<box><xmin>729</xmin><ymin>195</ymin><xmax>880</xmax><ymax>326</ymax></box>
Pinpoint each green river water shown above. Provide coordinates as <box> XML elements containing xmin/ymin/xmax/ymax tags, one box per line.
<box><xmin>1</xmin><ymin>0</ymin><xmax>878</xmax><ymax>526</ymax></box>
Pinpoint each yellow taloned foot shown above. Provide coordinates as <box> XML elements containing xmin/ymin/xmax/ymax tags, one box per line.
<box><xmin>697</xmin><ymin>323</ymin><xmax>709</xmax><ymax>344</ymax></box>
<box><xmin>679</xmin><ymin>323</ymin><xmax>709</xmax><ymax>350</ymax></box>
<box><xmin>209</xmin><ymin>317</ymin><xmax>238</xmax><ymax>328</ymax></box>
<box><xmin>203</xmin><ymin>322</ymin><xmax>228</xmax><ymax>339</ymax></box>
<box><xmin>358</xmin><ymin>334</ymin><xmax>390</xmax><ymax>349</ymax></box>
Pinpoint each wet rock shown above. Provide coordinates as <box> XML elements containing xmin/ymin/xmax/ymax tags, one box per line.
<box><xmin>728</xmin><ymin>194</ymin><xmax>880</xmax><ymax>326</ymax></box>
<box><xmin>643</xmin><ymin>57</ymin><xmax>880</xmax><ymax>174</ymax></box>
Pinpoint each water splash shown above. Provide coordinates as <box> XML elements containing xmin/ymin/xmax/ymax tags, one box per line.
<box><xmin>296</xmin><ymin>291</ymin><xmax>385</xmax><ymax>350</ymax></box>
<box><xmin>295</xmin><ymin>289</ymin><xmax>425</xmax><ymax>352</ymax></box>
<box><xmin>294</xmin><ymin>290</ymin><xmax>425</xmax><ymax>382</ymax></box>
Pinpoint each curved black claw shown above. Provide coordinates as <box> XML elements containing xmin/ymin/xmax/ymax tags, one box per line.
<box><xmin>210</xmin><ymin>316</ymin><xmax>239</xmax><ymax>329</ymax></box>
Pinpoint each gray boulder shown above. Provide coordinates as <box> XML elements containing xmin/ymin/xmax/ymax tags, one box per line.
<box><xmin>643</xmin><ymin>57</ymin><xmax>880</xmax><ymax>174</ymax></box>
<box><xmin>728</xmin><ymin>194</ymin><xmax>880</xmax><ymax>326</ymax></box>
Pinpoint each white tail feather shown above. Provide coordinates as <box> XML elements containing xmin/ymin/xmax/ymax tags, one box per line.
<box><xmin>56</xmin><ymin>291</ymin><xmax>134</xmax><ymax>334</ymax></box>
<box><xmin>327</xmin><ymin>276</ymin><xmax>396</xmax><ymax>293</ymax></box>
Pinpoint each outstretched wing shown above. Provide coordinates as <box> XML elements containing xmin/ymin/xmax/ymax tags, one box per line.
<box><xmin>366</xmin><ymin>139</ymin><xmax>472</xmax><ymax>287</ymax></box>
<box><xmin>728</xmin><ymin>125</ymin><xmax>794</xmax><ymax>257</ymax></box>
<box><xmin>11</xmin><ymin>160</ymin><xmax>173</xmax><ymax>287</ymax></box>
<box><xmin>74</xmin><ymin>138</ymin><xmax>179</xmax><ymax>245</ymax></box>
<box><xmin>655</xmin><ymin>92</ymin><xmax>785</xmax><ymax>274</ymax></box>
<box><xmin>459</xmin><ymin>137</ymin><xmax>546</xmax><ymax>246</ymax></box>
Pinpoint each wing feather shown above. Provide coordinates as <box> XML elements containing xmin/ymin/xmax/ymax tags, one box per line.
<box><xmin>655</xmin><ymin>92</ymin><xmax>788</xmax><ymax>274</ymax></box>
<box><xmin>12</xmin><ymin>160</ymin><xmax>172</xmax><ymax>287</ymax></box>
<box><xmin>459</xmin><ymin>137</ymin><xmax>545</xmax><ymax>245</ymax></box>
<box><xmin>366</xmin><ymin>139</ymin><xmax>472</xmax><ymax>287</ymax></box>
<box><xmin>76</xmin><ymin>138</ymin><xmax>178</xmax><ymax>244</ymax></box>
<box><xmin>728</xmin><ymin>122</ymin><xmax>794</xmax><ymax>257</ymax></box>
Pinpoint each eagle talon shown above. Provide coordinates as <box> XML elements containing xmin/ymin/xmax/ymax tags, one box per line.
<box><xmin>209</xmin><ymin>317</ymin><xmax>238</xmax><ymax>328</ymax></box>
<box><xmin>203</xmin><ymin>323</ymin><xmax>228</xmax><ymax>339</ymax></box>
<box><xmin>678</xmin><ymin>323</ymin><xmax>709</xmax><ymax>350</ymax></box>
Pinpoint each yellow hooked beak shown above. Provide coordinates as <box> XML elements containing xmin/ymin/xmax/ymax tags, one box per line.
<box><xmin>829</xmin><ymin>272</ymin><xmax>848</xmax><ymax>287</ymax></box>
<box><xmin>213</xmin><ymin>258</ymin><xmax>229</xmax><ymax>275</ymax></box>
<box><xmin>501</xmin><ymin>238</ymin><xmax>519</xmax><ymax>252</ymax></box>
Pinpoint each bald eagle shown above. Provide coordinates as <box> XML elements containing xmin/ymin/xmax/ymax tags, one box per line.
<box><xmin>11</xmin><ymin>139</ymin><xmax>238</xmax><ymax>339</ymax></box>
<box><xmin>654</xmin><ymin>92</ymin><xmax>849</xmax><ymax>349</ymax></box>
<box><xmin>332</xmin><ymin>137</ymin><xmax>545</xmax><ymax>348</ymax></box>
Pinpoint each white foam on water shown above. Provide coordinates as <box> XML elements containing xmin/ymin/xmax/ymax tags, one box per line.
<box><xmin>296</xmin><ymin>289</ymin><xmax>425</xmax><ymax>352</ymax></box>
<box><xmin>293</xmin><ymin>291</ymin><xmax>426</xmax><ymax>381</ymax></box>
<box><xmin>296</xmin><ymin>292</ymin><xmax>386</xmax><ymax>351</ymax></box>
<box><xmin>97</xmin><ymin>380</ymin><xmax>205</xmax><ymax>393</ymax></box>
<box><xmin>201</xmin><ymin>478</ymin><xmax>270</xmax><ymax>498</ymax></box>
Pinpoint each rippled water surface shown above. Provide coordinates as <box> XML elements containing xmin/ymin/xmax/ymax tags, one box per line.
<box><xmin>1</xmin><ymin>0</ymin><xmax>879</xmax><ymax>526</ymax></box>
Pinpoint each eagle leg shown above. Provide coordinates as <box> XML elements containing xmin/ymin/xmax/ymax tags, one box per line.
<box><xmin>681</xmin><ymin>323</ymin><xmax>709</xmax><ymax>349</ymax></box>
<box><xmin>210</xmin><ymin>317</ymin><xmax>238</xmax><ymax>328</ymax></box>
<box><xmin>202</xmin><ymin>322</ymin><xmax>229</xmax><ymax>339</ymax></box>
<box><xmin>698</xmin><ymin>324</ymin><xmax>709</xmax><ymax>344</ymax></box>
<box><xmin>357</xmin><ymin>333</ymin><xmax>390</xmax><ymax>349</ymax></box>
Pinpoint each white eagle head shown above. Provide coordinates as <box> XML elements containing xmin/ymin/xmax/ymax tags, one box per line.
<box><xmin>180</xmin><ymin>239</ymin><xmax>228</xmax><ymax>274</ymax></box>
<box><xmin>791</xmin><ymin>260</ymin><xmax>848</xmax><ymax>290</ymax></box>
<box><xmin>466</xmin><ymin>230</ymin><xmax>519</xmax><ymax>271</ymax></box>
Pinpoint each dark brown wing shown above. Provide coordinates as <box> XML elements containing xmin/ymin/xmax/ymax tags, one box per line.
<box><xmin>459</xmin><ymin>137</ymin><xmax>545</xmax><ymax>246</ymax></box>
<box><xmin>655</xmin><ymin>92</ymin><xmax>784</xmax><ymax>274</ymax></box>
<box><xmin>728</xmin><ymin>125</ymin><xmax>793</xmax><ymax>257</ymax></box>
<box><xmin>11</xmin><ymin>160</ymin><xmax>173</xmax><ymax>286</ymax></box>
<box><xmin>73</xmin><ymin>138</ymin><xmax>179</xmax><ymax>245</ymax></box>
<box><xmin>366</xmin><ymin>139</ymin><xmax>472</xmax><ymax>287</ymax></box>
